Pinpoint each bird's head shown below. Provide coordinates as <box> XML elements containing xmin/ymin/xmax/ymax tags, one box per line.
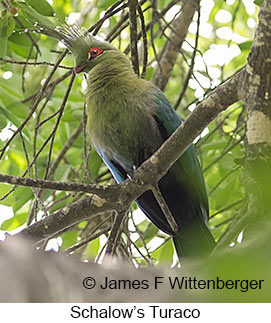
<box><xmin>35</xmin><ymin>23</ymin><xmax>118</xmax><ymax>74</ymax></box>
<box><xmin>57</xmin><ymin>26</ymin><xmax>131</xmax><ymax>76</ymax></box>
<box><xmin>71</xmin><ymin>37</ymin><xmax>116</xmax><ymax>75</ymax></box>
<box><xmin>21</xmin><ymin>7</ymin><xmax>127</xmax><ymax>74</ymax></box>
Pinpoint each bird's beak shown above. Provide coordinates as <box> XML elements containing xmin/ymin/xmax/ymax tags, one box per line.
<box><xmin>74</xmin><ymin>63</ymin><xmax>88</xmax><ymax>74</ymax></box>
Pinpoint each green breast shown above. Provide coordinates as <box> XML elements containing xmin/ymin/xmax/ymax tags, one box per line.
<box><xmin>85</xmin><ymin>77</ymin><xmax>162</xmax><ymax>167</ymax></box>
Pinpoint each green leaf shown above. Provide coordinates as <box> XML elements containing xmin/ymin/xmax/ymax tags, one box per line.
<box><xmin>60</xmin><ymin>231</ymin><xmax>79</xmax><ymax>250</ymax></box>
<box><xmin>16</xmin><ymin>2</ymin><xmax>56</xmax><ymax>29</ymax></box>
<box><xmin>0</xmin><ymin>15</ymin><xmax>8</xmax><ymax>38</ymax></box>
<box><xmin>13</xmin><ymin>187</ymin><xmax>33</xmax><ymax>212</ymax></box>
<box><xmin>136</xmin><ymin>224</ymin><xmax>158</xmax><ymax>248</ymax></box>
<box><xmin>7</xmin><ymin>16</ymin><xmax>15</xmax><ymax>36</ymax></box>
<box><xmin>0</xmin><ymin>183</ymin><xmax>13</xmax><ymax>198</ymax></box>
<box><xmin>9</xmin><ymin>102</ymin><xmax>30</xmax><ymax>119</ymax></box>
<box><xmin>220</xmin><ymin>153</ymin><xmax>235</xmax><ymax>170</ymax></box>
<box><xmin>98</xmin><ymin>0</ymin><xmax>116</xmax><ymax>9</ymax></box>
<box><xmin>158</xmin><ymin>239</ymin><xmax>174</xmax><ymax>265</ymax></box>
<box><xmin>8</xmin><ymin>41</ymin><xmax>37</xmax><ymax>59</ymax></box>
<box><xmin>0</xmin><ymin>15</ymin><xmax>9</xmax><ymax>57</ymax></box>
<box><xmin>0</xmin><ymin>112</ymin><xmax>7</xmax><ymax>130</ymax></box>
<box><xmin>26</xmin><ymin>0</ymin><xmax>55</xmax><ymax>17</ymax></box>
<box><xmin>215</xmin><ymin>174</ymin><xmax>237</xmax><ymax>210</ymax></box>
<box><xmin>238</xmin><ymin>41</ymin><xmax>253</xmax><ymax>52</ymax></box>
<box><xmin>0</xmin><ymin>82</ymin><xmax>30</xmax><ymax>119</ymax></box>
<box><xmin>0</xmin><ymin>106</ymin><xmax>30</xmax><ymax>137</ymax></box>
<box><xmin>89</xmin><ymin>150</ymin><xmax>103</xmax><ymax>178</ymax></box>
<box><xmin>254</xmin><ymin>0</ymin><xmax>264</xmax><ymax>6</ymax></box>
<box><xmin>0</xmin><ymin>211</ymin><xmax>27</xmax><ymax>231</ymax></box>
<box><xmin>49</xmin><ymin>192</ymin><xmax>69</xmax><ymax>213</ymax></box>
<box><xmin>0</xmin><ymin>79</ymin><xmax>23</xmax><ymax>99</ymax></box>
<box><xmin>202</xmin><ymin>140</ymin><xmax>228</xmax><ymax>150</ymax></box>
<box><xmin>208</xmin><ymin>0</ymin><xmax>221</xmax><ymax>23</ymax></box>
<box><xmin>1</xmin><ymin>186</ymin><xmax>32</xmax><ymax>211</ymax></box>
<box><xmin>145</xmin><ymin>66</ymin><xmax>154</xmax><ymax>81</ymax></box>
<box><xmin>9</xmin><ymin>150</ymin><xmax>27</xmax><ymax>170</ymax></box>
<box><xmin>53</xmin><ymin>164</ymin><xmax>71</xmax><ymax>181</ymax></box>
<box><xmin>66</xmin><ymin>148</ymin><xmax>82</xmax><ymax>167</ymax></box>
<box><xmin>83</xmin><ymin>238</ymin><xmax>100</xmax><ymax>260</ymax></box>
<box><xmin>52</xmin><ymin>0</ymin><xmax>72</xmax><ymax>21</ymax></box>
<box><xmin>9</xmin><ymin>32</ymin><xmax>33</xmax><ymax>46</ymax></box>
<box><xmin>61</xmin><ymin>108</ymin><xmax>74</xmax><ymax>122</ymax></box>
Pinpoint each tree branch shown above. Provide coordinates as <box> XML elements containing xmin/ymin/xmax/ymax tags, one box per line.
<box><xmin>18</xmin><ymin>194</ymin><xmax>127</xmax><ymax>242</ymax></box>
<box><xmin>105</xmin><ymin>210</ymin><xmax>127</xmax><ymax>256</ymax></box>
<box><xmin>128</xmin><ymin>0</ymin><xmax>140</xmax><ymax>75</ymax></box>
<box><xmin>0</xmin><ymin>58</ymin><xmax>72</xmax><ymax>69</ymax></box>
<box><xmin>152</xmin><ymin>0</ymin><xmax>199</xmax><ymax>90</ymax></box>
<box><xmin>213</xmin><ymin>0</ymin><xmax>271</xmax><ymax>250</ymax></box>
<box><xmin>0</xmin><ymin>173</ymin><xmax>118</xmax><ymax>197</ymax></box>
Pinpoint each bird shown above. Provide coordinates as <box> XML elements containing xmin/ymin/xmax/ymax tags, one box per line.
<box><xmin>35</xmin><ymin>23</ymin><xmax>215</xmax><ymax>260</ymax></box>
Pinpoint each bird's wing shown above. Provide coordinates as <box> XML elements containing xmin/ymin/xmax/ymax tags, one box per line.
<box><xmin>152</xmin><ymin>89</ymin><xmax>209</xmax><ymax>217</ymax></box>
<box><xmin>94</xmin><ymin>87</ymin><xmax>209</xmax><ymax>225</ymax></box>
<box><xmin>95</xmin><ymin>146</ymin><xmax>127</xmax><ymax>184</ymax></box>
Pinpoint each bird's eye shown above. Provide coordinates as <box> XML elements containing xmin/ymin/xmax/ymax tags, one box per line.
<box><xmin>89</xmin><ymin>48</ymin><xmax>103</xmax><ymax>59</ymax></box>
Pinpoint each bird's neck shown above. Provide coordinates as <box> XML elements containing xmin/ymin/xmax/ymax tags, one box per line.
<box><xmin>86</xmin><ymin>54</ymin><xmax>138</xmax><ymax>96</ymax></box>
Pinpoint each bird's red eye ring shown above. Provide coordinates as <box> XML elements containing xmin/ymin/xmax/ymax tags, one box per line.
<box><xmin>89</xmin><ymin>48</ymin><xmax>103</xmax><ymax>59</ymax></box>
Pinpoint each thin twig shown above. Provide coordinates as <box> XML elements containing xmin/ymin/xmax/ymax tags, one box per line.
<box><xmin>137</xmin><ymin>3</ymin><xmax>148</xmax><ymax>78</ymax></box>
<box><xmin>0</xmin><ymin>58</ymin><xmax>73</xmax><ymax>69</ymax></box>
<box><xmin>19</xmin><ymin>131</ymin><xmax>48</xmax><ymax>217</ymax></box>
<box><xmin>66</xmin><ymin>214</ymin><xmax>113</xmax><ymax>254</ymax></box>
<box><xmin>105</xmin><ymin>210</ymin><xmax>127</xmax><ymax>256</ymax></box>
<box><xmin>89</xmin><ymin>1</ymin><xmax>127</xmax><ymax>35</ymax></box>
<box><xmin>0</xmin><ymin>51</ymin><xmax>68</xmax><ymax>159</ymax></box>
<box><xmin>44</xmin><ymin>73</ymin><xmax>76</xmax><ymax>179</ymax></box>
<box><xmin>210</xmin><ymin>199</ymin><xmax>244</xmax><ymax>219</ymax></box>
<box><xmin>48</xmin><ymin>121</ymin><xmax>84</xmax><ymax>179</ymax></box>
<box><xmin>21</xmin><ymin>44</ymin><xmax>34</xmax><ymax>93</ymax></box>
<box><xmin>123</xmin><ymin>228</ymin><xmax>153</xmax><ymax>265</ymax></box>
<box><xmin>174</xmin><ymin>5</ymin><xmax>201</xmax><ymax>109</ymax></box>
<box><xmin>203</xmin><ymin>136</ymin><xmax>244</xmax><ymax>173</ymax></box>
<box><xmin>152</xmin><ymin>184</ymin><xmax>178</xmax><ymax>232</ymax></box>
<box><xmin>128</xmin><ymin>0</ymin><xmax>140</xmax><ymax>75</ymax></box>
<box><xmin>124</xmin><ymin>0</ymin><xmax>182</xmax><ymax>55</ymax></box>
<box><xmin>208</xmin><ymin>166</ymin><xmax>241</xmax><ymax>196</ymax></box>
<box><xmin>152</xmin><ymin>0</ymin><xmax>199</xmax><ymax>90</ymax></box>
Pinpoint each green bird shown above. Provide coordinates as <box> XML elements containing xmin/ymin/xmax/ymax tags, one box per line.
<box><xmin>38</xmin><ymin>24</ymin><xmax>215</xmax><ymax>259</ymax></box>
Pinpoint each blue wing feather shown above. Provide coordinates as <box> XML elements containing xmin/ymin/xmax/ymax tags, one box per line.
<box><xmin>153</xmin><ymin>89</ymin><xmax>209</xmax><ymax>215</ymax></box>
<box><xmin>95</xmin><ymin>146</ymin><xmax>126</xmax><ymax>184</ymax></box>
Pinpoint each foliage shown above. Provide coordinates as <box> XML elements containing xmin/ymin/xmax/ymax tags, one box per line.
<box><xmin>0</xmin><ymin>0</ymin><xmax>259</xmax><ymax>266</ymax></box>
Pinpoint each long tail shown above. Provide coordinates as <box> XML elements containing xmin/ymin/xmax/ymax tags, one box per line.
<box><xmin>172</xmin><ymin>216</ymin><xmax>215</xmax><ymax>259</ymax></box>
<box><xmin>137</xmin><ymin>187</ymin><xmax>216</xmax><ymax>260</ymax></box>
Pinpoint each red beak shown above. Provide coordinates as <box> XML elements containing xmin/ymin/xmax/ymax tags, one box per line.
<box><xmin>74</xmin><ymin>63</ymin><xmax>88</xmax><ymax>74</ymax></box>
